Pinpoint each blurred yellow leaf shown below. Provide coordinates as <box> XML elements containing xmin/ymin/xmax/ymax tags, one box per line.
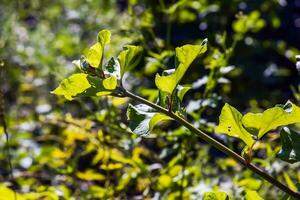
<box><xmin>158</xmin><ymin>174</ymin><xmax>172</xmax><ymax>190</ymax></box>
<box><xmin>76</xmin><ymin>170</ymin><xmax>106</xmax><ymax>181</ymax></box>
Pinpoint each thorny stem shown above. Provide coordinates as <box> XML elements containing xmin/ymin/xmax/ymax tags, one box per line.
<box><xmin>123</xmin><ymin>89</ymin><xmax>300</xmax><ymax>199</ymax></box>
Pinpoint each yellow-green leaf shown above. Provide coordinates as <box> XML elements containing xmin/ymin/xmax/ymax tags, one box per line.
<box><xmin>51</xmin><ymin>73</ymin><xmax>115</xmax><ymax>100</ymax></box>
<box><xmin>215</xmin><ymin>103</ymin><xmax>255</xmax><ymax>147</ymax></box>
<box><xmin>97</xmin><ymin>29</ymin><xmax>111</xmax><ymax>46</ymax></box>
<box><xmin>242</xmin><ymin>101</ymin><xmax>300</xmax><ymax>139</ymax></box>
<box><xmin>76</xmin><ymin>170</ymin><xmax>106</xmax><ymax>181</ymax></box>
<box><xmin>86</xmin><ymin>42</ymin><xmax>102</xmax><ymax>68</ymax></box>
<box><xmin>51</xmin><ymin>73</ymin><xmax>92</xmax><ymax>100</ymax></box>
<box><xmin>86</xmin><ymin>29</ymin><xmax>111</xmax><ymax>68</ymax></box>
<box><xmin>244</xmin><ymin>190</ymin><xmax>263</xmax><ymax>200</ymax></box>
<box><xmin>177</xmin><ymin>85</ymin><xmax>191</xmax><ymax>101</ymax></box>
<box><xmin>158</xmin><ymin>174</ymin><xmax>172</xmax><ymax>189</ymax></box>
<box><xmin>0</xmin><ymin>185</ymin><xmax>25</xmax><ymax>200</ymax></box>
<box><xmin>155</xmin><ymin>41</ymin><xmax>207</xmax><ymax>94</ymax></box>
<box><xmin>149</xmin><ymin>113</ymin><xmax>173</xmax><ymax>131</ymax></box>
<box><xmin>203</xmin><ymin>191</ymin><xmax>229</xmax><ymax>200</ymax></box>
<box><xmin>103</xmin><ymin>76</ymin><xmax>117</xmax><ymax>90</ymax></box>
<box><xmin>118</xmin><ymin>45</ymin><xmax>143</xmax><ymax>77</ymax></box>
<box><xmin>283</xmin><ymin>172</ymin><xmax>297</xmax><ymax>191</ymax></box>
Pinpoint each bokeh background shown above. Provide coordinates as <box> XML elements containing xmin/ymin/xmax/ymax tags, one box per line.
<box><xmin>0</xmin><ymin>0</ymin><xmax>300</xmax><ymax>199</ymax></box>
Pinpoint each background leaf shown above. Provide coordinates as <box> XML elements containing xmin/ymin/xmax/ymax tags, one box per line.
<box><xmin>203</xmin><ymin>191</ymin><xmax>229</xmax><ymax>200</ymax></box>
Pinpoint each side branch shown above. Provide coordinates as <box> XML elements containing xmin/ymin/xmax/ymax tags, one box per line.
<box><xmin>124</xmin><ymin>89</ymin><xmax>300</xmax><ymax>199</ymax></box>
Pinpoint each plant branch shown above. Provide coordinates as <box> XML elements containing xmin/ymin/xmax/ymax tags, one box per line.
<box><xmin>123</xmin><ymin>89</ymin><xmax>300</xmax><ymax>199</ymax></box>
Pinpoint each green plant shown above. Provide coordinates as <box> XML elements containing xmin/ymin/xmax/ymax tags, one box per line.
<box><xmin>52</xmin><ymin>30</ymin><xmax>300</xmax><ymax>199</ymax></box>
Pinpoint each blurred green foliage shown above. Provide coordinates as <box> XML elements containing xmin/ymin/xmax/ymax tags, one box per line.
<box><xmin>1</xmin><ymin>0</ymin><xmax>300</xmax><ymax>199</ymax></box>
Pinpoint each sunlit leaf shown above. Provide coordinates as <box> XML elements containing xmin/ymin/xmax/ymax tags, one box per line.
<box><xmin>76</xmin><ymin>170</ymin><xmax>106</xmax><ymax>181</ymax></box>
<box><xmin>155</xmin><ymin>41</ymin><xmax>207</xmax><ymax>94</ymax></box>
<box><xmin>283</xmin><ymin>172</ymin><xmax>297</xmax><ymax>191</ymax></box>
<box><xmin>118</xmin><ymin>45</ymin><xmax>143</xmax><ymax>77</ymax></box>
<box><xmin>97</xmin><ymin>29</ymin><xmax>111</xmax><ymax>46</ymax></box>
<box><xmin>177</xmin><ymin>85</ymin><xmax>191</xmax><ymax>101</ymax></box>
<box><xmin>86</xmin><ymin>29</ymin><xmax>111</xmax><ymax>68</ymax></box>
<box><xmin>103</xmin><ymin>76</ymin><xmax>117</xmax><ymax>90</ymax></box>
<box><xmin>244</xmin><ymin>190</ymin><xmax>263</xmax><ymax>200</ymax></box>
<box><xmin>215</xmin><ymin>103</ymin><xmax>255</xmax><ymax>147</ymax></box>
<box><xmin>277</xmin><ymin>127</ymin><xmax>300</xmax><ymax>164</ymax></box>
<box><xmin>158</xmin><ymin>174</ymin><xmax>172</xmax><ymax>190</ymax></box>
<box><xmin>203</xmin><ymin>191</ymin><xmax>229</xmax><ymax>200</ymax></box>
<box><xmin>149</xmin><ymin>113</ymin><xmax>173</xmax><ymax>131</ymax></box>
<box><xmin>51</xmin><ymin>73</ymin><xmax>116</xmax><ymax>100</ymax></box>
<box><xmin>52</xmin><ymin>73</ymin><xmax>91</xmax><ymax>100</ymax></box>
<box><xmin>238</xmin><ymin>178</ymin><xmax>262</xmax><ymax>190</ymax></box>
<box><xmin>242</xmin><ymin>101</ymin><xmax>300</xmax><ymax>139</ymax></box>
<box><xmin>0</xmin><ymin>185</ymin><xmax>25</xmax><ymax>200</ymax></box>
<box><xmin>100</xmin><ymin>163</ymin><xmax>123</xmax><ymax>170</ymax></box>
<box><xmin>86</xmin><ymin>43</ymin><xmax>102</xmax><ymax>68</ymax></box>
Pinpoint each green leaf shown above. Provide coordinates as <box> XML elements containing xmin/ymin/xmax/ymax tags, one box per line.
<box><xmin>127</xmin><ymin>104</ymin><xmax>172</xmax><ymax>136</ymax></box>
<box><xmin>242</xmin><ymin>101</ymin><xmax>300</xmax><ymax>139</ymax></box>
<box><xmin>51</xmin><ymin>73</ymin><xmax>116</xmax><ymax>100</ymax></box>
<box><xmin>86</xmin><ymin>30</ymin><xmax>111</xmax><ymax>68</ymax></box>
<box><xmin>149</xmin><ymin>113</ymin><xmax>173</xmax><ymax>131</ymax></box>
<box><xmin>127</xmin><ymin>104</ymin><xmax>155</xmax><ymax>136</ymax></box>
<box><xmin>277</xmin><ymin>127</ymin><xmax>300</xmax><ymax>164</ymax></box>
<box><xmin>244</xmin><ymin>190</ymin><xmax>263</xmax><ymax>200</ymax></box>
<box><xmin>155</xmin><ymin>41</ymin><xmax>207</xmax><ymax>94</ymax></box>
<box><xmin>118</xmin><ymin>45</ymin><xmax>143</xmax><ymax>77</ymax></box>
<box><xmin>215</xmin><ymin>103</ymin><xmax>255</xmax><ymax>147</ymax></box>
<box><xmin>203</xmin><ymin>191</ymin><xmax>229</xmax><ymax>200</ymax></box>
